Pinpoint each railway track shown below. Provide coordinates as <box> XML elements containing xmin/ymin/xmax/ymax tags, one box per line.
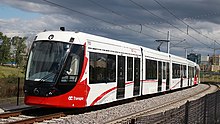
<box><xmin>0</xmin><ymin>107</ymin><xmax>67</xmax><ymax>124</ymax></box>
<box><xmin>105</xmin><ymin>83</ymin><xmax>219</xmax><ymax>124</ymax></box>
<box><xmin>0</xmin><ymin>84</ymin><xmax>217</xmax><ymax>124</ymax></box>
<box><xmin>0</xmin><ymin>104</ymin><xmax>95</xmax><ymax>124</ymax></box>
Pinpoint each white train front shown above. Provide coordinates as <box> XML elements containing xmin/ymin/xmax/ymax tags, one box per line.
<box><xmin>24</xmin><ymin>31</ymin><xmax>200</xmax><ymax>108</ymax></box>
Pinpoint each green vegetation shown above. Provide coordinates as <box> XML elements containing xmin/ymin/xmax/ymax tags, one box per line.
<box><xmin>0</xmin><ymin>32</ymin><xmax>11</xmax><ymax>64</ymax></box>
<box><xmin>0</xmin><ymin>32</ymin><xmax>27</xmax><ymax>105</ymax></box>
<box><xmin>0</xmin><ymin>66</ymin><xmax>24</xmax><ymax>78</ymax></box>
<box><xmin>0</xmin><ymin>66</ymin><xmax>25</xmax><ymax>105</ymax></box>
<box><xmin>200</xmin><ymin>71</ymin><xmax>220</xmax><ymax>83</ymax></box>
<box><xmin>0</xmin><ymin>32</ymin><xmax>27</xmax><ymax>68</ymax></box>
<box><xmin>0</xmin><ymin>77</ymin><xmax>24</xmax><ymax>97</ymax></box>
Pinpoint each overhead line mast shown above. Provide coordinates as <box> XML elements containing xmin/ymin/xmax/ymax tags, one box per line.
<box><xmin>155</xmin><ymin>31</ymin><xmax>170</xmax><ymax>54</ymax></box>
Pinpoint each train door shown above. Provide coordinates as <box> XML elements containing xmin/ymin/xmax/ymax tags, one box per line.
<box><xmin>158</xmin><ymin>61</ymin><xmax>162</xmax><ymax>92</ymax></box>
<box><xmin>166</xmin><ymin>62</ymin><xmax>170</xmax><ymax>90</ymax></box>
<box><xmin>116</xmin><ymin>56</ymin><xmax>125</xmax><ymax>99</ymax></box>
<box><xmin>133</xmin><ymin>58</ymin><xmax>140</xmax><ymax>96</ymax></box>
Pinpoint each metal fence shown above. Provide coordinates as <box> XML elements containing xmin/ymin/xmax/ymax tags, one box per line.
<box><xmin>132</xmin><ymin>90</ymin><xmax>220</xmax><ymax>124</ymax></box>
<box><xmin>0</xmin><ymin>77</ymin><xmax>24</xmax><ymax>107</ymax></box>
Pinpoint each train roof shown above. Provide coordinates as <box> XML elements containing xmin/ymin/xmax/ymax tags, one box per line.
<box><xmin>35</xmin><ymin>31</ymin><xmax>80</xmax><ymax>44</ymax></box>
<box><xmin>35</xmin><ymin>31</ymin><xmax>141</xmax><ymax>48</ymax></box>
<box><xmin>35</xmin><ymin>31</ymin><xmax>197</xmax><ymax>65</ymax></box>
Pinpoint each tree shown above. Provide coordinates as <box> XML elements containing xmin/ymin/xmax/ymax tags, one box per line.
<box><xmin>0</xmin><ymin>32</ymin><xmax>11</xmax><ymax>65</ymax></box>
<box><xmin>11</xmin><ymin>36</ymin><xmax>27</xmax><ymax>67</ymax></box>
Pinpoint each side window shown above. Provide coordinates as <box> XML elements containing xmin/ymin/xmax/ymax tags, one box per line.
<box><xmin>89</xmin><ymin>52</ymin><xmax>116</xmax><ymax>83</ymax></box>
<box><xmin>188</xmin><ymin>66</ymin><xmax>191</xmax><ymax>78</ymax></box>
<box><xmin>163</xmin><ymin>62</ymin><xmax>166</xmax><ymax>79</ymax></box>
<box><xmin>189</xmin><ymin>66</ymin><xmax>195</xmax><ymax>78</ymax></box>
<box><xmin>107</xmin><ymin>55</ymin><xmax>116</xmax><ymax>82</ymax></box>
<box><xmin>146</xmin><ymin>59</ymin><xmax>157</xmax><ymax>79</ymax></box>
<box><xmin>182</xmin><ymin>65</ymin><xmax>187</xmax><ymax>78</ymax></box>
<box><xmin>193</xmin><ymin>67</ymin><xmax>195</xmax><ymax>77</ymax></box>
<box><xmin>172</xmin><ymin>63</ymin><xmax>180</xmax><ymax>78</ymax></box>
<box><xmin>172</xmin><ymin>63</ymin><xmax>175</xmax><ymax>78</ymax></box>
<box><xmin>190</xmin><ymin>66</ymin><xmax>193</xmax><ymax>78</ymax></box>
<box><xmin>127</xmin><ymin>57</ymin><xmax>133</xmax><ymax>81</ymax></box>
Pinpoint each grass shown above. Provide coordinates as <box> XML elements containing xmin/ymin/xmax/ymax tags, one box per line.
<box><xmin>0</xmin><ymin>77</ymin><xmax>24</xmax><ymax>98</ymax></box>
<box><xmin>200</xmin><ymin>75</ymin><xmax>220</xmax><ymax>83</ymax></box>
<box><xmin>0</xmin><ymin>66</ymin><xmax>24</xmax><ymax>78</ymax></box>
<box><xmin>0</xmin><ymin>65</ymin><xmax>25</xmax><ymax>105</ymax></box>
<box><xmin>200</xmin><ymin>72</ymin><xmax>220</xmax><ymax>83</ymax></box>
<box><xmin>0</xmin><ymin>97</ymin><xmax>24</xmax><ymax>107</ymax></box>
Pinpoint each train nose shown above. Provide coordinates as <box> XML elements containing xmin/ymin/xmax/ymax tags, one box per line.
<box><xmin>33</xmin><ymin>88</ymin><xmax>40</xmax><ymax>95</ymax></box>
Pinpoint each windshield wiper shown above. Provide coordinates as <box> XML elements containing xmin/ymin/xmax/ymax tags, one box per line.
<box><xmin>39</xmin><ymin>72</ymin><xmax>57</xmax><ymax>82</ymax></box>
<box><xmin>54</xmin><ymin>47</ymin><xmax>72</xmax><ymax>86</ymax></box>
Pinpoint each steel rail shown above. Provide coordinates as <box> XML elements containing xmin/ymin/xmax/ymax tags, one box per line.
<box><xmin>0</xmin><ymin>111</ymin><xmax>22</xmax><ymax>119</ymax></box>
<box><xmin>0</xmin><ymin>107</ymin><xmax>66</xmax><ymax>124</ymax></box>
<box><xmin>8</xmin><ymin>112</ymin><xmax>66</xmax><ymax>124</ymax></box>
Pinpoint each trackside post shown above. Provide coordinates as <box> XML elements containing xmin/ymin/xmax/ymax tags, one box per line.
<box><xmin>17</xmin><ymin>77</ymin><xmax>20</xmax><ymax>106</ymax></box>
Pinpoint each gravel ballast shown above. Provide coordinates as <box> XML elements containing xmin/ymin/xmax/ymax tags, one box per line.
<box><xmin>41</xmin><ymin>84</ymin><xmax>210</xmax><ymax>124</ymax></box>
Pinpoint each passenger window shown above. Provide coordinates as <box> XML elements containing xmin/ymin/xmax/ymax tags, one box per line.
<box><xmin>163</xmin><ymin>62</ymin><xmax>166</xmax><ymax>79</ymax></box>
<box><xmin>89</xmin><ymin>52</ymin><xmax>116</xmax><ymax>83</ymax></box>
<box><xmin>127</xmin><ymin>57</ymin><xmax>133</xmax><ymax>81</ymax></box>
<box><xmin>107</xmin><ymin>55</ymin><xmax>116</xmax><ymax>82</ymax></box>
<box><xmin>172</xmin><ymin>63</ymin><xmax>180</xmax><ymax>78</ymax></box>
<box><xmin>182</xmin><ymin>65</ymin><xmax>187</xmax><ymax>78</ymax></box>
<box><xmin>146</xmin><ymin>59</ymin><xmax>157</xmax><ymax>79</ymax></box>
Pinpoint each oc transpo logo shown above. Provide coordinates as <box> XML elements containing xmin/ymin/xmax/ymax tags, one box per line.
<box><xmin>68</xmin><ymin>96</ymin><xmax>84</xmax><ymax>101</ymax></box>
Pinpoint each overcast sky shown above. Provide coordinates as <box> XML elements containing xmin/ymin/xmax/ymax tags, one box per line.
<box><xmin>1</xmin><ymin>0</ymin><xmax>220</xmax><ymax>57</ymax></box>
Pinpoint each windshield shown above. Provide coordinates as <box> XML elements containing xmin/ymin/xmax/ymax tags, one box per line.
<box><xmin>26</xmin><ymin>41</ymin><xmax>70</xmax><ymax>82</ymax></box>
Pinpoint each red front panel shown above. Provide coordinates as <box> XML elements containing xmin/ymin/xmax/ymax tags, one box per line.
<box><xmin>25</xmin><ymin>79</ymin><xmax>89</xmax><ymax>108</ymax></box>
<box><xmin>25</xmin><ymin>45</ymin><xmax>90</xmax><ymax>108</ymax></box>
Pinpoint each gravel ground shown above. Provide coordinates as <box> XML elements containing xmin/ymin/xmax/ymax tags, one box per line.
<box><xmin>40</xmin><ymin>84</ymin><xmax>210</xmax><ymax>124</ymax></box>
